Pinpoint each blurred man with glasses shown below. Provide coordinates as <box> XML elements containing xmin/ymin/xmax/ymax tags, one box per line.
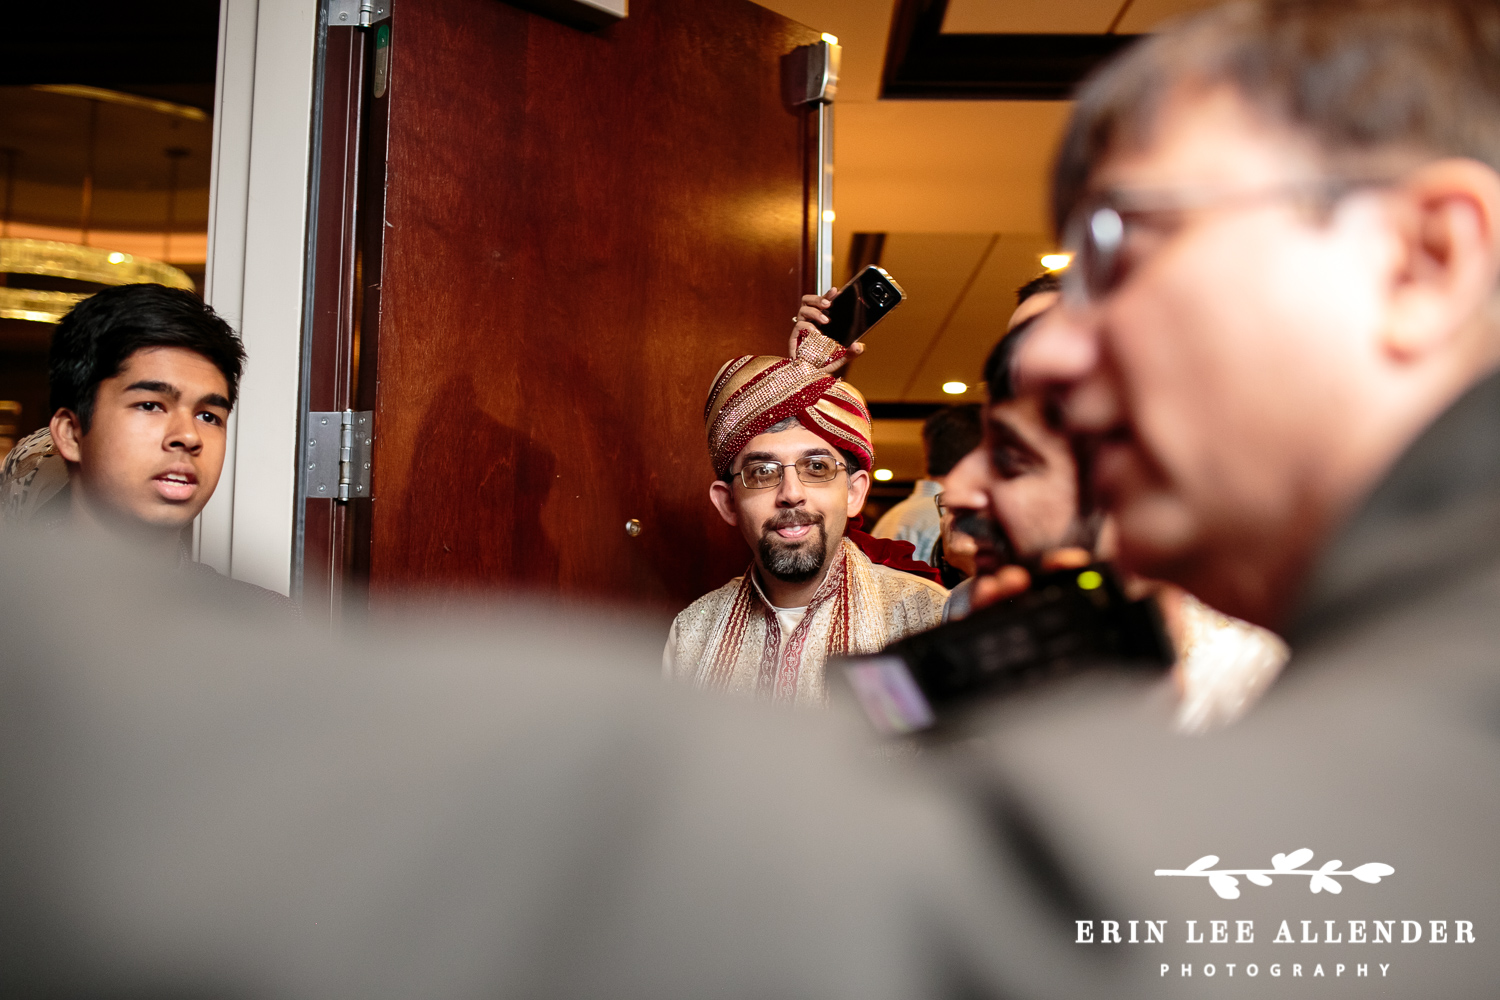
<box><xmin>663</xmin><ymin>329</ymin><xmax>947</xmax><ymax>706</ymax></box>
<box><xmin>925</xmin><ymin>0</ymin><xmax>1500</xmax><ymax>987</ymax></box>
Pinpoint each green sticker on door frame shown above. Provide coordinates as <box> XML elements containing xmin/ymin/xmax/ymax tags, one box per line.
<box><xmin>373</xmin><ymin>23</ymin><xmax>391</xmax><ymax>98</ymax></box>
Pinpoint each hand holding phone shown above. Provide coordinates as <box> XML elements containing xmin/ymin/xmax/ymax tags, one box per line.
<box><xmin>792</xmin><ymin>266</ymin><xmax>906</xmax><ymax>355</ymax></box>
<box><xmin>790</xmin><ymin>289</ymin><xmax>858</xmax><ymax>366</ymax></box>
<box><xmin>821</xmin><ymin>266</ymin><xmax>905</xmax><ymax>346</ymax></box>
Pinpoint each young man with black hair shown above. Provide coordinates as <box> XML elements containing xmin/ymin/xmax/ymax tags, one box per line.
<box><xmin>3</xmin><ymin>283</ymin><xmax>292</xmax><ymax>610</ymax></box>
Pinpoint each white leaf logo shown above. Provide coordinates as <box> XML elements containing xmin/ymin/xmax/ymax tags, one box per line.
<box><xmin>1208</xmin><ymin>873</ymin><xmax>1241</xmax><ymax>899</ymax></box>
<box><xmin>1156</xmin><ymin>849</ymin><xmax>1393</xmax><ymax>898</ymax></box>
<box><xmin>1272</xmin><ymin>848</ymin><xmax>1314</xmax><ymax>871</ymax></box>
<box><xmin>1352</xmin><ymin>862</ymin><xmax>1394</xmax><ymax>884</ymax></box>
<box><xmin>1309</xmin><ymin>874</ymin><xmax>1342</xmax><ymax>894</ymax></box>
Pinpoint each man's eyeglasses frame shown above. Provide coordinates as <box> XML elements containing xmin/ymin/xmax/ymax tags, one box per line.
<box><xmin>1059</xmin><ymin>177</ymin><xmax>1393</xmax><ymax>308</ymax></box>
<box><xmin>733</xmin><ymin>456</ymin><xmax>848</xmax><ymax>490</ymax></box>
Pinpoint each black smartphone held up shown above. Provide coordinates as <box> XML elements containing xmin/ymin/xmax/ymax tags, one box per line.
<box><xmin>822</xmin><ymin>265</ymin><xmax>905</xmax><ymax>346</ymax></box>
<box><xmin>835</xmin><ymin>563</ymin><xmax>1173</xmax><ymax>737</ymax></box>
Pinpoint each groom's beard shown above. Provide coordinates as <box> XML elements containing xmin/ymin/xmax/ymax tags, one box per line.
<box><xmin>758</xmin><ymin>509</ymin><xmax>829</xmax><ymax>584</ymax></box>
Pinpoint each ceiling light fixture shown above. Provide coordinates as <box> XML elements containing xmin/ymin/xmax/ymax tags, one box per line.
<box><xmin>0</xmin><ymin>239</ymin><xmax>193</xmax><ymax>324</ymax></box>
<box><xmin>821</xmin><ymin>32</ymin><xmax>839</xmax><ymax>45</ymax></box>
<box><xmin>873</xmin><ymin>468</ymin><xmax>894</xmax><ymax>481</ymax></box>
<box><xmin>31</xmin><ymin>85</ymin><xmax>209</xmax><ymax>123</ymax></box>
<box><xmin>1041</xmin><ymin>253</ymin><xmax>1072</xmax><ymax>271</ymax></box>
<box><xmin>942</xmin><ymin>381</ymin><xmax>967</xmax><ymax>395</ymax></box>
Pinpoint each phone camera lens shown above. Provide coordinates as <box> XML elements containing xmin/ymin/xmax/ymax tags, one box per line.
<box><xmin>869</xmin><ymin>283</ymin><xmax>891</xmax><ymax>307</ymax></box>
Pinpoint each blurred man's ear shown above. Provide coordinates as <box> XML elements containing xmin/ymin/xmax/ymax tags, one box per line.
<box><xmin>845</xmin><ymin>468</ymin><xmax>870</xmax><ymax>517</ymax></box>
<box><xmin>50</xmin><ymin>409</ymin><xmax>84</xmax><ymax>464</ymax></box>
<box><xmin>708</xmin><ymin>479</ymin><xmax>739</xmax><ymax>527</ymax></box>
<box><xmin>1381</xmin><ymin>158</ymin><xmax>1500</xmax><ymax>363</ymax></box>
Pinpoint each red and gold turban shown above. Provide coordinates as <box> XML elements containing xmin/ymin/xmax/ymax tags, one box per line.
<box><xmin>704</xmin><ymin>329</ymin><xmax>873</xmax><ymax>477</ymax></box>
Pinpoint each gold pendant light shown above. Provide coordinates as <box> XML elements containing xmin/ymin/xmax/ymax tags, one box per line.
<box><xmin>0</xmin><ymin>237</ymin><xmax>194</xmax><ymax>324</ymax></box>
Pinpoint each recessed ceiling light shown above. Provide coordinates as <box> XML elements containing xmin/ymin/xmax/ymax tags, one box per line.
<box><xmin>1041</xmin><ymin>253</ymin><xmax>1072</xmax><ymax>271</ymax></box>
<box><xmin>942</xmin><ymin>381</ymin><xmax>967</xmax><ymax>395</ymax></box>
<box><xmin>873</xmin><ymin>468</ymin><xmax>894</xmax><ymax>481</ymax></box>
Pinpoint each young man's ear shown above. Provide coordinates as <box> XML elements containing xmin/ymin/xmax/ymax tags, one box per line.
<box><xmin>708</xmin><ymin>479</ymin><xmax>739</xmax><ymax>527</ymax></box>
<box><xmin>49</xmin><ymin>409</ymin><xmax>85</xmax><ymax>464</ymax></box>
<box><xmin>845</xmin><ymin>468</ymin><xmax>871</xmax><ymax>518</ymax></box>
<box><xmin>1380</xmin><ymin>157</ymin><xmax>1500</xmax><ymax>362</ymax></box>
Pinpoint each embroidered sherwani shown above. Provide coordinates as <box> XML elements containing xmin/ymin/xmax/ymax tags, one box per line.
<box><xmin>664</xmin><ymin>538</ymin><xmax>948</xmax><ymax>707</ymax></box>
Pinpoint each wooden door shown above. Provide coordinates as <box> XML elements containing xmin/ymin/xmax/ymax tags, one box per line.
<box><xmin>301</xmin><ymin>0</ymin><xmax>822</xmax><ymax>614</ymax></box>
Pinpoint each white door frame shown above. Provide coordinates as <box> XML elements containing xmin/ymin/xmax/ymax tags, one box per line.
<box><xmin>195</xmin><ymin>0</ymin><xmax>320</xmax><ymax>596</ymax></box>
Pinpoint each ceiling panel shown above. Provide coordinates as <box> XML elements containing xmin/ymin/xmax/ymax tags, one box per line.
<box><xmin>869</xmin><ymin>418</ymin><xmax>927</xmax><ymax>479</ymax></box>
<box><xmin>900</xmin><ymin>233</ymin><xmax>1053</xmax><ymax>400</ymax></box>
<box><xmin>832</xmin><ymin>100</ymin><xmax>1070</xmax><ymax>238</ymax></box>
<box><xmin>941</xmin><ymin>0</ymin><xmax>1125</xmax><ymax>35</ymax></box>
<box><xmin>1115</xmin><ymin>0</ymin><xmax>1217</xmax><ymax>32</ymax></box>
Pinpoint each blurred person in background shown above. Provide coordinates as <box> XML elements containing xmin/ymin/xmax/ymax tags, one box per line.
<box><xmin>870</xmin><ymin>404</ymin><xmax>982</xmax><ymax>564</ymax></box>
<box><xmin>931</xmin><ymin>490</ymin><xmax>976</xmax><ymax>593</ymax></box>
<box><xmin>0</xmin><ymin>417</ymin><xmax>66</xmax><ymax>526</ymax></box>
<box><xmin>663</xmin><ymin>328</ymin><xmax>946</xmax><ymax>706</ymax></box>
<box><xmin>936</xmin><ymin>274</ymin><xmax>1076</xmax><ymax>622</ymax></box>
<box><xmin>942</xmin><ymin>273</ymin><xmax>1083</xmax><ymax>570</ymax></box>
<box><xmin>1001</xmin><ymin>271</ymin><xmax>1062</xmax><ymax>332</ymax></box>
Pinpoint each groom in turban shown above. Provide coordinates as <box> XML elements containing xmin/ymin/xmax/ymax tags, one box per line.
<box><xmin>663</xmin><ymin>328</ymin><xmax>948</xmax><ymax>707</ymax></box>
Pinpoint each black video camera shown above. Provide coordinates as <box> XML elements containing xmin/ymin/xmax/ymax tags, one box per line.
<box><xmin>838</xmin><ymin>563</ymin><xmax>1173</xmax><ymax>737</ymax></box>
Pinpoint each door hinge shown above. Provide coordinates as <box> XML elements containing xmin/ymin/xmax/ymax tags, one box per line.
<box><xmin>328</xmin><ymin>0</ymin><xmax>390</xmax><ymax>28</ymax></box>
<box><xmin>304</xmin><ymin>410</ymin><xmax>374</xmax><ymax>501</ymax></box>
